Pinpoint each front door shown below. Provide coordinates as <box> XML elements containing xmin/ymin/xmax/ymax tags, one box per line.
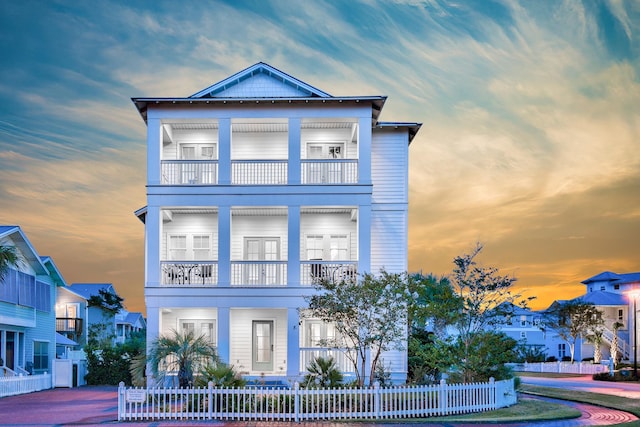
<box><xmin>252</xmin><ymin>320</ymin><xmax>274</xmax><ymax>372</ymax></box>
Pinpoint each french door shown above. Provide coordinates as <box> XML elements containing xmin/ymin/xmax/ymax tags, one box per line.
<box><xmin>306</xmin><ymin>143</ymin><xmax>344</xmax><ymax>183</ymax></box>
<box><xmin>244</xmin><ymin>237</ymin><xmax>280</xmax><ymax>285</ymax></box>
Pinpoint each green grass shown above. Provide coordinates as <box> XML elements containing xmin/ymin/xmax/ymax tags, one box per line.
<box><xmin>515</xmin><ymin>371</ymin><xmax>590</xmax><ymax>379</ymax></box>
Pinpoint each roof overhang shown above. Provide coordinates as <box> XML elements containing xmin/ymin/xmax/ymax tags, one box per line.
<box><xmin>375</xmin><ymin>121</ymin><xmax>423</xmax><ymax>144</ymax></box>
<box><xmin>131</xmin><ymin>96</ymin><xmax>387</xmax><ymax>125</ymax></box>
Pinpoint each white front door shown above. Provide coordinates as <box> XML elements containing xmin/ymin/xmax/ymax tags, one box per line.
<box><xmin>252</xmin><ymin>320</ymin><xmax>274</xmax><ymax>371</ymax></box>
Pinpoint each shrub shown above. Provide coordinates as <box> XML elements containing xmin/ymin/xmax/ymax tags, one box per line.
<box><xmin>302</xmin><ymin>356</ymin><xmax>343</xmax><ymax>389</ymax></box>
<box><xmin>195</xmin><ymin>363</ymin><xmax>246</xmax><ymax>388</ymax></box>
<box><xmin>545</xmin><ymin>356</ymin><xmax>558</xmax><ymax>362</ymax></box>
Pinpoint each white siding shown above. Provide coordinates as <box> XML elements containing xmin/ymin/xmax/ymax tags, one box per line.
<box><xmin>370</xmin><ymin>209</ymin><xmax>407</xmax><ymax>273</ymax></box>
<box><xmin>232</xmin><ymin>132</ymin><xmax>288</xmax><ymax>159</ymax></box>
<box><xmin>159</xmin><ymin>308</ymin><xmax>217</xmax><ymax>337</ymax></box>
<box><xmin>371</xmin><ymin>131</ymin><xmax>408</xmax><ymax>204</ymax></box>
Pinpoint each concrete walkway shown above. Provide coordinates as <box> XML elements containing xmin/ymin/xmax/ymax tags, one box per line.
<box><xmin>0</xmin><ymin>378</ymin><xmax>637</xmax><ymax>426</ymax></box>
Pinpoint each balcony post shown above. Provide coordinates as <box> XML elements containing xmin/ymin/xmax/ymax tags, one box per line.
<box><xmin>288</xmin><ymin>118</ymin><xmax>301</xmax><ymax>184</ymax></box>
<box><xmin>146</xmin><ymin>207</ymin><xmax>161</xmax><ymax>287</ymax></box>
<box><xmin>218</xmin><ymin>206</ymin><xmax>231</xmax><ymax>286</ymax></box>
<box><xmin>147</xmin><ymin>118</ymin><xmax>162</xmax><ymax>185</ymax></box>
<box><xmin>218</xmin><ymin>118</ymin><xmax>231</xmax><ymax>185</ymax></box>
<box><xmin>287</xmin><ymin>308</ymin><xmax>301</xmax><ymax>377</ymax></box>
<box><xmin>358</xmin><ymin>205</ymin><xmax>371</xmax><ymax>274</ymax></box>
<box><xmin>358</xmin><ymin>116</ymin><xmax>371</xmax><ymax>185</ymax></box>
<box><xmin>288</xmin><ymin>206</ymin><xmax>300</xmax><ymax>287</ymax></box>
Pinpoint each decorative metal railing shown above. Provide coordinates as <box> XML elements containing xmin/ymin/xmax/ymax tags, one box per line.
<box><xmin>161</xmin><ymin>160</ymin><xmax>218</xmax><ymax>185</ymax></box>
<box><xmin>161</xmin><ymin>262</ymin><xmax>218</xmax><ymax>286</ymax></box>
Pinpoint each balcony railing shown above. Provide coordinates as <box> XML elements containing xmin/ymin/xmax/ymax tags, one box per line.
<box><xmin>232</xmin><ymin>160</ymin><xmax>288</xmax><ymax>185</ymax></box>
<box><xmin>300</xmin><ymin>261</ymin><xmax>358</xmax><ymax>286</ymax></box>
<box><xmin>161</xmin><ymin>160</ymin><xmax>218</xmax><ymax>185</ymax></box>
<box><xmin>161</xmin><ymin>262</ymin><xmax>218</xmax><ymax>286</ymax></box>
<box><xmin>231</xmin><ymin>261</ymin><xmax>287</xmax><ymax>286</ymax></box>
<box><xmin>56</xmin><ymin>318</ymin><xmax>83</xmax><ymax>335</ymax></box>
<box><xmin>301</xmin><ymin>159</ymin><xmax>358</xmax><ymax>184</ymax></box>
<box><xmin>300</xmin><ymin>348</ymin><xmax>356</xmax><ymax>374</ymax></box>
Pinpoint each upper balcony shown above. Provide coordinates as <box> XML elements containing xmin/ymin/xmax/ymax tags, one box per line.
<box><xmin>158</xmin><ymin>118</ymin><xmax>359</xmax><ymax>186</ymax></box>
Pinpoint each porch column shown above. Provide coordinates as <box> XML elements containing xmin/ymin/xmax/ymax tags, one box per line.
<box><xmin>145</xmin><ymin>206</ymin><xmax>161</xmax><ymax>287</ymax></box>
<box><xmin>218</xmin><ymin>118</ymin><xmax>231</xmax><ymax>185</ymax></box>
<box><xmin>357</xmin><ymin>205</ymin><xmax>371</xmax><ymax>274</ymax></box>
<box><xmin>287</xmin><ymin>308</ymin><xmax>301</xmax><ymax>377</ymax></box>
<box><xmin>358</xmin><ymin>116</ymin><xmax>371</xmax><ymax>185</ymax></box>
<box><xmin>217</xmin><ymin>307</ymin><xmax>230</xmax><ymax>365</ymax></box>
<box><xmin>145</xmin><ymin>306</ymin><xmax>160</xmax><ymax>386</ymax></box>
<box><xmin>218</xmin><ymin>206</ymin><xmax>231</xmax><ymax>286</ymax></box>
<box><xmin>287</xmin><ymin>206</ymin><xmax>300</xmax><ymax>287</ymax></box>
<box><xmin>147</xmin><ymin>118</ymin><xmax>162</xmax><ymax>185</ymax></box>
<box><xmin>288</xmin><ymin>118</ymin><xmax>301</xmax><ymax>184</ymax></box>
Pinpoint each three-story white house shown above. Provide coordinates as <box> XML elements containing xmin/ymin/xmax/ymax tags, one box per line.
<box><xmin>133</xmin><ymin>63</ymin><xmax>420</xmax><ymax>384</ymax></box>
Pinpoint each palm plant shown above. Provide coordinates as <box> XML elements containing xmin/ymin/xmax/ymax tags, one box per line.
<box><xmin>147</xmin><ymin>329</ymin><xmax>219</xmax><ymax>387</ymax></box>
<box><xmin>302</xmin><ymin>356</ymin><xmax>343</xmax><ymax>389</ymax></box>
<box><xmin>195</xmin><ymin>363</ymin><xmax>246</xmax><ymax>388</ymax></box>
<box><xmin>0</xmin><ymin>245</ymin><xmax>19</xmax><ymax>282</ymax></box>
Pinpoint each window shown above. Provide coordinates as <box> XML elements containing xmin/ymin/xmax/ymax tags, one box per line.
<box><xmin>618</xmin><ymin>309</ymin><xmax>624</xmax><ymax>322</ymax></box>
<box><xmin>558</xmin><ymin>343</ymin><xmax>566</xmax><ymax>358</ymax></box>
<box><xmin>180</xmin><ymin>319</ymin><xmax>216</xmax><ymax>345</ymax></box>
<box><xmin>614</xmin><ymin>284</ymin><xmax>620</xmax><ymax>290</ymax></box>
<box><xmin>33</xmin><ymin>341</ymin><xmax>49</xmax><ymax>372</ymax></box>
<box><xmin>600</xmin><ymin>286</ymin><xmax>605</xmax><ymax>291</ymax></box>
<box><xmin>306</xmin><ymin>235</ymin><xmax>324</xmax><ymax>260</ymax></box>
<box><xmin>520</xmin><ymin>332</ymin><xmax>526</xmax><ymax>339</ymax></box>
<box><xmin>304</xmin><ymin>320</ymin><xmax>337</xmax><ymax>347</ymax></box>
<box><xmin>520</xmin><ymin>316</ymin><xmax>527</xmax><ymax>327</ymax></box>
<box><xmin>329</xmin><ymin>235</ymin><xmax>348</xmax><ymax>260</ymax></box>
<box><xmin>533</xmin><ymin>317</ymin><xmax>541</xmax><ymax>326</ymax></box>
<box><xmin>167</xmin><ymin>234</ymin><xmax>212</xmax><ymax>261</ymax></box>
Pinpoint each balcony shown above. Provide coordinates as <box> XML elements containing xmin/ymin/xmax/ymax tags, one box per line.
<box><xmin>161</xmin><ymin>262</ymin><xmax>218</xmax><ymax>286</ymax></box>
<box><xmin>231</xmin><ymin>160</ymin><xmax>287</xmax><ymax>185</ymax></box>
<box><xmin>300</xmin><ymin>261</ymin><xmax>357</xmax><ymax>286</ymax></box>
<box><xmin>301</xmin><ymin>159</ymin><xmax>358</xmax><ymax>184</ymax></box>
<box><xmin>231</xmin><ymin>261</ymin><xmax>287</xmax><ymax>286</ymax></box>
<box><xmin>161</xmin><ymin>160</ymin><xmax>217</xmax><ymax>185</ymax></box>
<box><xmin>56</xmin><ymin>318</ymin><xmax>83</xmax><ymax>336</ymax></box>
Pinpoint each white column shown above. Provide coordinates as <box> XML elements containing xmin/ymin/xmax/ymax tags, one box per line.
<box><xmin>357</xmin><ymin>205</ymin><xmax>371</xmax><ymax>274</ymax></box>
<box><xmin>147</xmin><ymin>118</ymin><xmax>162</xmax><ymax>185</ymax></box>
<box><xmin>358</xmin><ymin>116</ymin><xmax>371</xmax><ymax>185</ymax></box>
<box><xmin>145</xmin><ymin>206</ymin><xmax>161</xmax><ymax>287</ymax></box>
<box><xmin>288</xmin><ymin>118</ymin><xmax>301</xmax><ymax>184</ymax></box>
<box><xmin>218</xmin><ymin>206</ymin><xmax>231</xmax><ymax>286</ymax></box>
<box><xmin>288</xmin><ymin>206</ymin><xmax>300</xmax><ymax>287</ymax></box>
<box><xmin>217</xmin><ymin>307</ymin><xmax>230</xmax><ymax>364</ymax></box>
<box><xmin>218</xmin><ymin>118</ymin><xmax>231</xmax><ymax>185</ymax></box>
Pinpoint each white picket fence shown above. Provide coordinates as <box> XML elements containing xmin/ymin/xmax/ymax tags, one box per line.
<box><xmin>512</xmin><ymin>361</ymin><xmax>608</xmax><ymax>375</ymax></box>
<box><xmin>118</xmin><ymin>378</ymin><xmax>516</xmax><ymax>422</ymax></box>
<box><xmin>0</xmin><ymin>373</ymin><xmax>52</xmax><ymax>398</ymax></box>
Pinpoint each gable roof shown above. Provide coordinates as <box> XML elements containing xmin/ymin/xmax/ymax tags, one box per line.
<box><xmin>571</xmin><ymin>291</ymin><xmax>627</xmax><ymax>306</ymax></box>
<box><xmin>582</xmin><ymin>271</ymin><xmax>640</xmax><ymax>285</ymax></box>
<box><xmin>190</xmin><ymin>62</ymin><xmax>332</xmax><ymax>99</ymax></box>
<box><xmin>69</xmin><ymin>283</ymin><xmax>117</xmax><ymax>300</ymax></box>
<box><xmin>40</xmin><ymin>256</ymin><xmax>67</xmax><ymax>287</ymax></box>
<box><xmin>0</xmin><ymin>225</ymin><xmax>47</xmax><ymax>275</ymax></box>
<box><xmin>131</xmin><ymin>62</ymin><xmax>387</xmax><ymax>125</ymax></box>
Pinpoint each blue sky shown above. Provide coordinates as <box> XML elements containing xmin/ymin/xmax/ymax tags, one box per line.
<box><xmin>1</xmin><ymin>0</ymin><xmax>639</xmax><ymax>313</ymax></box>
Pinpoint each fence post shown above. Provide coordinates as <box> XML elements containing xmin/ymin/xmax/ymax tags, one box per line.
<box><xmin>439</xmin><ymin>379</ymin><xmax>447</xmax><ymax>416</ymax></box>
<box><xmin>208</xmin><ymin>381</ymin><xmax>213</xmax><ymax>419</ymax></box>
<box><xmin>294</xmin><ymin>382</ymin><xmax>300</xmax><ymax>423</ymax></box>
<box><xmin>118</xmin><ymin>381</ymin><xmax>125</xmax><ymax>421</ymax></box>
<box><xmin>489</xmin><ymin>377</ymin><xmax>496</xmax><ymax>409</ymax></box>
<box><xmin>373</xmin><ymin>382</ymin><xmax>380</xmax><ymax>419</ymax></box>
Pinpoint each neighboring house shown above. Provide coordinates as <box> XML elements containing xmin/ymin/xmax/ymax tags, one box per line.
<box><xmin>494</xmin><ymin>302</ymin><xmax>546</xmax><ymax>352</ymax></box>
<box><xmin>0</xmin><ymin>226</ymin><xmax>57</xmax><ymax>376</ymax></box>
<box><xmin>513</xmin><ymin>271</ymin><xmax>638</xmax><ymax>363</ymax></box>
<box><xmin>68</xmin><ymin>283</ymin><xmax>122</xmax><ymax>344</ymax></box>
<box><xmin>133</xmin><ymin>62</ymin><xmax>420</xmax><ymax>384</ymax></box>
<box><xmin>115</xmin><ymin>310</ymin><xmax>146</xmax><ymax>344</ymax></box>
<box><xmin>55</xmin><ymin>286</ymin><xmax>88</xmax><ymax>350</ymax></box>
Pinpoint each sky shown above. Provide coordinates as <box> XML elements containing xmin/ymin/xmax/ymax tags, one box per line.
<box><xmin>1</xmin><ymin>0</ymin><xmax>639</xmax><ymax>315</ymax></box>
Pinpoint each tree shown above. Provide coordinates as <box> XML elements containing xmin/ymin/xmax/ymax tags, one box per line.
<box><xmin>407</xmin><ymin>273</ymin><xmax>461</xmax><ymax>340</ymax></box>
<box><xmin>304</xmin><ymin>270</ymin><xmax>409</xmax><ymax>387</ymax></box>
<box><xmin>447</xmin><ymin>243</ymin><xmax>530</xmax><ymax>382</ymax></box>
<box><xmin>88</xmin><ymin>288</ymin><xmax>124</xmax><ymax>315</ymax></box>
<box><xmin>301</xmin><ymin>356</ymin><xmax>344</xmax><ymax>389</ymax></box>
<box><xmin>545</xmin><ymin>299</ymin><xmax>604</xmax><ymax>363</ymax></box>
<box><xmin>0</xmin><ymin>245</ymin><xmax>19</xmax><ymax>282</ymax></box>
<box><xmin>148</xmin><ymin>329</ymin><xmax>219</xmax><ymax>387</ymax></box>
<box><xmin>610</xmin><ymin>321</ymin><xmax>623</xmax><ymax>367</ymax></box>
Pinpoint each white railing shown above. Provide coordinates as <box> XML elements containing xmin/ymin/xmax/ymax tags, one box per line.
<box><xmin>231</xmin><ymin>261</ymin><xmax>287</xmax><ymax>286</ymax></box>
<box><xmin>603</xmin><ymin>327</ymin><xmax>630</xmax><ymax>359</ymax></box>
<box><xmin>301</xmin><ymin>159</ymin><xmax>358</xmax><ymax>184</ymax></box>
<box><xmin>161</xmin><ymin>160</ymin><xmax>218</xmax><ymax>185</ymax></box>
<box><xmin>232</xmin><ymin>160</ymin><xmax>287</xmax><ymax>185</ymax></box>
<box><xmin>300</xmin><ymin>261</ymin><xmax>357</xmax><ymax>286</ymax></box>
<box><xmin>162</xmin><ymin>262</ymin><xmax>218</xmax><ymax>286</ymax></box>
<box><xmin>299</xmin><ymin>348</ymin><xmax>356</xmax><ymax>374</ymax></box>
<box><xmin>512</xmin><ymin>361</ymin><xmax>608</xmax><ymax>374</ymax></box>
<box><xmin>0</xmin><ymin>373</ymin><xmax>52</xmax><ymax>398</ymax></box>
<box><xmin>118</xmin><ymin>378</ymin><xmax>516</xmax><ymax>422</ymax></box>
